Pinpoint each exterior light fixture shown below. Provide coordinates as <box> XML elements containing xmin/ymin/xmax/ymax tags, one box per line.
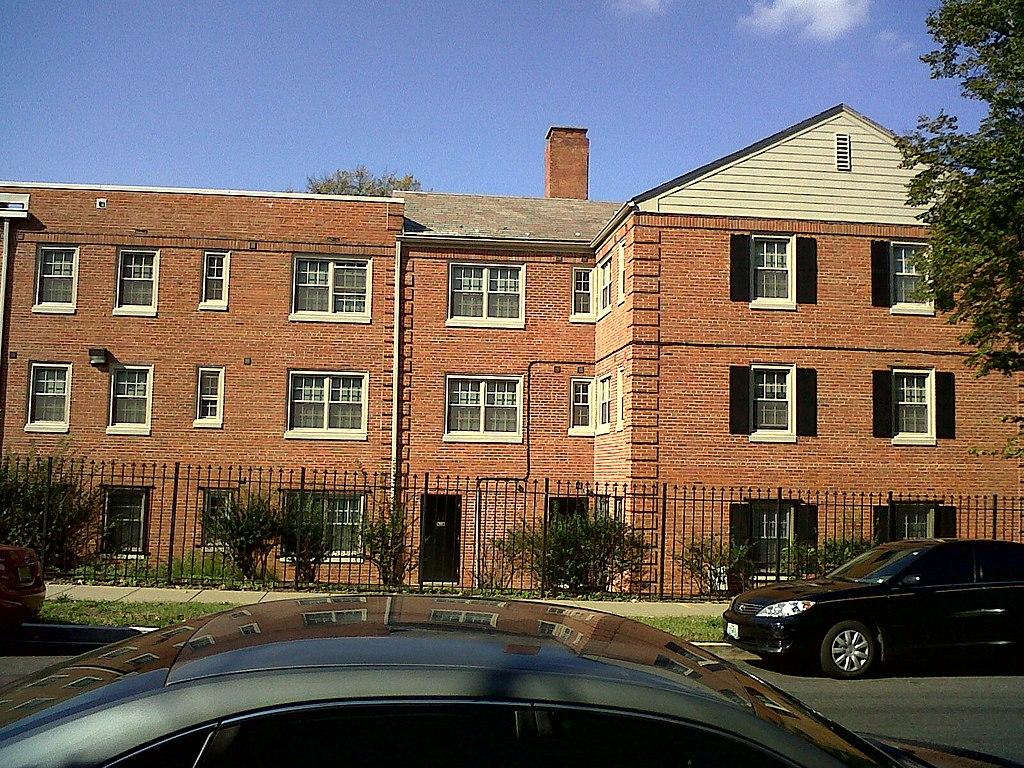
<box><xmin>88</xmin><ymin>347</ymin><xmax>109</xmax><ymax>366</ymax></box>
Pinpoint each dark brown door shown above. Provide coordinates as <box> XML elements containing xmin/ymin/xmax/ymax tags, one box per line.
<box><xmin>420</xmin><ymin>494</ymin><xmax>461</xmax><ymax>583</ymax></box>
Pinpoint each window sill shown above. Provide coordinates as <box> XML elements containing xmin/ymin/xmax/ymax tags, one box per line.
<box><xmin>443</xmin><ymin>432</ymin><xmax>522</xmax><ymax>444</ymax></box>
<box><xmin>568</xmin><ymin>314</ymin><xmax>596</xmax><ymax>324</ymax></box>
<box><xmin>891</xmin><ymin>434</ymin><xmax>937</xmax><ymax>447</ymax></box>
<box><xmin>749</xmin><ymin>300</ymin><xmax>797</xmax><ymax>312</ymax></box>
<box><xmin>113</xmin><ymin>306</ymin><xmax>158</xmax><ymax>318</ymax></box>
<box><xmin>289</xmin><ymin>312</ymin><xmax>371</xmax><ymax>324</ymax></box>
<box><xmin>445</xmin><ymin>317</ymin><xmax>524</xmax><ymax>330</ymax></box>
<box><xmin>284</xmin><ymin>429</ymin><xmax>368</xmax><ymax>441</ymax></box>
<box><xmin>100</xmin><ymin>552</ymin><xmax>148</xmax><ymax>561</ymax></box>
<box><xmin>32</xmin><ymin>304</ymin><xmax>76</xmax><ymax>315</ymax></box>
<box><xmin>890</xmin><ymin>303</ymin><xmax>935</xmax><ymax>317</ymax></box>
<box><xmin>193</xmin><ymin>419</ymin><xmax>223</xmax><ymax>429</ymax></box>
<box><xmin>595</xmin><ymin>424</ymin><xmax>611</xmax><ymax>436</ymax></box>
<box><xmin>567</xmin><ymin>426</ymin><xmax>594</xmax><ymax>437</ymax></box>
<box><xmin>106</xmin><ymin>425</ymin><xmax>152</xmax><ymax>436</ymax></box>
<box><xmin>278</xmin><ymin>555</ymin><xmax>365</xmax><ymax>564</ymax></box>
<box><xmin>597</xmin><ymin>307</ymin><xmax>612</xmax><ymax>320</ymax></box>
<box><xmin>198</xmin><ymin>302</ymin><xmax>229</xmax><ymax>312</ymax></box>
<box><xmin>24</xmin><ymin>423</ymin><xmax>70</xmax><ymax>434</ymax></box>
<box><xmin>749</xmin><ymin>431</ymin><xmax>797</xmax><ymax>444</ymax></box>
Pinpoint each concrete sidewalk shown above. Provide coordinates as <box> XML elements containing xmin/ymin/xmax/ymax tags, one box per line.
<box><xmin>46</xmin><ymin>583</ymin><xmax>729</xmax><ymax>618</ymax></box>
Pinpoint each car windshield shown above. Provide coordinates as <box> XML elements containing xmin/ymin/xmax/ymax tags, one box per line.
<box><xmin>828</xmin><ymin>545</ymin><xmax>929</xmax><ymax>583</ymax></box>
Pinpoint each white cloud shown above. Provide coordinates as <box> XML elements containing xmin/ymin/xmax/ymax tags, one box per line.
<box><xmin>611</xmin><ymin>0</ymin><xmax>670</xmax><ymax>15</ymax></box>
<box><xmin>739</xmin><ymin>0</ymin><xmax>870</xmax><ymax>41</ymax></box>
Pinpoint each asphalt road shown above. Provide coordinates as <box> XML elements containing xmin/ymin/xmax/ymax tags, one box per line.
<box><xmin>1</xmin><ymin>652</ymin><xmax>1022</xmax><ymax>765</ymax></box>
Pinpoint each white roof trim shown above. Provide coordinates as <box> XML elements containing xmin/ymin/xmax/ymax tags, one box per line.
<box><xmin>0</xmin><ymin>180</ymin><xmax>402</xmax><ymax>205</ymax></box>
<box><xmin>0</xmin><ymin>192</ymin><xmax>30</xmax><ymax>219</ymax></box>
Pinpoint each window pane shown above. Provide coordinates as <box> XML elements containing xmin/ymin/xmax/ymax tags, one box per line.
<box><xmin>105</xmin><ymin>490</ymin><xmax>146</xmax><ymax>553</ymax></box>
<box><xmin>451</xmin><ymin>266</ymin><xmax>485</xmax><ymax>318</ymax></box>
<box><xmin>571</xmin><ymin>380</ymin><xmax>591</xmax><ymax>427</ymax></box>
<box><xmin>448</xmin><ymin>379</ymin><xmax>484</xmax><ymax>432</ymax></box>
<box><xmin>295</xmin><ymin>260</ymin><xmax>330</xmax><ymax>312</ymax></box>
<box><xmin>754</xmin><ymin>239</ymin><xmax>789</xmax><ymax>300</ymax></box>
<box><xmin>573</xmin><ymin>270</ymin><xmax>591</xmax><ymax>314</ymax></box>
<box><xmin>39</xmin><ymin>250</ymin><xmax>75</xmax><ymax>304</ymax></box>
<box><xmin>119</xmin><ymin>253</ymin><xmax>155</xmax><ymax>306</ymax></box>
<box><xmin>753</xmin><ymin>370</ymin><xmax>788</xmax><ymax>430</ymax></box>
<box><xmin>896</xmin><ymin>373</ymin><xmax>929</xmax><ymax>434</ymax></box>
<box><xmin>204</xmin><ymin>254</ymin><xmax>225</xmax><ymax>302</ymax></box>
<box><xmin>483</xmin><ymin>381</ymin><xmax>518</xmax><ymax>433</ymax></box>
<box><xmin>31</xmin><ymin>367</ymin><xmax>68</xmax><ymax>423</ymax></box>
<box><xmin>486</xmin><ymin>267</ymin><xmax>520</xmax><ymax>319</ymax></box>
<box><xmin>290</xmin><ymin>375</ymin><xmax>325</xmax><ymax>429</ymax></box>
<box><xmin>333</xmin><ymin>261</ymin><xmax>368</xmax><ymax>314</ymax></box>
<box><xmin>327</xmin><ymin>496</ymin><xmax>363</xmax><ymax>553</ymax></box>
<box><xmin>328</xmin><ymin>403</ymin><xmax>362</xmax><ymax>430</ymax></box>
<box><xmin>113</xmin><ymin>369</ymin><xmax>149</xmax><ymax>425</ymax></box>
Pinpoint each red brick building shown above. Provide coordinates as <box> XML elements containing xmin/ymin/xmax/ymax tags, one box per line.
<box><xmin>1</xmin><ymin>104</ymin><xmax>1020</xmax><ymax>587</ymax></box>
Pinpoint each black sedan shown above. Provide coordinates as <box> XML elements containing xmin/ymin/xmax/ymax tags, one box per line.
<box><xmin>0</xmin><ymin>594</ymin><xmax>1012</xmax><ymax>768</ymax></box>
<box><xmin>723</xmin><ymin>539</ymin><xmax>1024</xmax><ymax>678</ymax></box>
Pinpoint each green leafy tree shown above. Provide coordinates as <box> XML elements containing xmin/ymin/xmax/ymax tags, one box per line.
<box><xmin>897</xmin><ymin>0</ymin><xmax>1024</xmax><ymax>456</ymax></box>
<box><xmin>204</xmin><ymin>493</ymin><xmax>280</xmax><ymax>582</ymax></box>
<box><xmin>306</xmin><ymin>165</ymin><xmax>422</xmax><ymax>196</ymax></box>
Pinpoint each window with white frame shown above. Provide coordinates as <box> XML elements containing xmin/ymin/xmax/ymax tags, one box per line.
<box><xmin>194</xmin><ymin>367</ymin><xmax>225</xmax><ymax>428</ymax></box>
<box><xmin>891</xmin><ymin>243</ymin><xmax>931</xmax><ymax>312</ymax></box>
<box><xmin>445</xmin><ymin>376</ymin><xmax>522</xmax><ymax>442</ymax></box>
<box><xmin>200</xmin><ymin>251</ymin><xmax>230</xmax><ymax>310</ymax></box>
<box><xmin>26</xmin><ymin>363</ymin><xmax>72</xmax><ymax>432</ymax></box>
<box><xmin>750</xmin><ymin>364</ymin><xmax>796</xmax><ymax>442</ymax></box>
<box><xmin>448</xmin><ymin>264</ymin><xmax>524</xmax><ymax>327</ymax></box>
<box><xmin>597</xmin><ymin>256</ymin><xmax>613</xmax><ymax>313</ymax></box>
<box><xmin>108</xmin><ymin>365</ymin><xmax>153</xmax><ymax>436</ymax></box>
<box><xmin>569</xmin><ymin>378</ymin><xmax>593</xmax><ymax>434</ymax></box>
<box><xmin>286</xmin><ymin>372</ymin><xmax>368</xmax><ymax>439</ymax></box>
<box><xmin>617</xmin><ymin>242</ymin><xmax>626</xmax><ymax>305</ymax></box>
<box><xmin>200</xmin><ymin>488</ymin><xmax>234</xmax><ymax>547</ymax></box>
<box><xmin>115</xmin><ymin>250</ymin><xmax>159</xmax><ymax>316</ymax></box>
<box><xmin>751</xmin><ymin>236</ymin><xmax>794</xmax><ymax>306</ymax></box>
<box><xmin>34</xmin><ymin>246</ymin><xmax>78</xmax><ymax>312</ymax></box>
<box><xmin>616</xmin><ymin>367</ymin><xmax>625</xmax><ymax>430</ymax></box>
<box><xmin>282</xmin><ymin>492</ymin><xmax>364</xmax><ymax>558</ymax></box>
<box><xmin>571</xmin><ymin>267</ymin><xmax>593</xmax><ymax>320</ymax></box>
<box><xmin>103</xmin><ymin>488</ymin><xmax>148</xmax><ymax>555</ymax></box>
<box><xmin>597</xmin><ymin>375</ymin><xmax>612</xmax><ymax>433</ymax></box>
<box><xmin>291</xmin><ymin>257</ymin><xmax>371</xmax><ymax>322</ymax></box>
<box><xmin>893</xmin><ymin>369</ymin><xmax>935</xmax><ymax>445</ymax></box>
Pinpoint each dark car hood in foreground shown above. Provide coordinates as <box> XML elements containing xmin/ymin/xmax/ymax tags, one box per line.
<box><xmin>867</xmin><ymin>735</ymin><xmax>1021</xmax><ymax>768</ymax></box>
<box><xmin>734</xmin><ymin>578</ymin><xmax>881</xmax><ymax>606</ymax></box>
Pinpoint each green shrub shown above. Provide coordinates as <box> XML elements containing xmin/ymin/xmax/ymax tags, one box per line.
<box><xmin>0</xmin><ymin>458</ymin><xmax>103</xmax><ymax>572</ymax></box>
<box><xmin>203</xmin><ymin>493</ymin><xmax>280</xmax><ymax>581</ymax></box>
<box><xmin>361</xmin><ymin>493</ymin><xmax>416</xmax><ymax>588</ymax></box>
<box><xmin>279</xmin><ymin>493</ymin><xmax>335</xmax><ymax>585</ymax></box>
<box><xmin>479</xmin><ymin>527</ymin><xmax>532</xmax><ymax>591</ymax></box>
<box><xmin>676</xmin><ymin>538</ymin><xmax>756</xmax><ymax>597</ymax></box>
<box><xmin>779</xmin><ymin>538</ymin><xmax>875</xmax><ymax>579</ymax></box>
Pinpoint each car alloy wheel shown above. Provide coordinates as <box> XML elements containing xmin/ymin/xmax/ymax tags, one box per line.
<box><xmin>831</xmin><ymin>629</ymin><xmax>869</xmax><ymax>673</ymax></box>
<box><xmin>820</xmin><ymin>620</ymin><xmax>876</xmax><ymax>679</ymax></box>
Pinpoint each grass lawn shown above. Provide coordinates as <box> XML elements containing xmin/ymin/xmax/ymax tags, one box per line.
<box><xmin>632</xmin><ymin>615</ymin><xmax>725</xmax><ymax>643</ymax></box>
<box><xmin>40</xmin><ymin>598</ymin><xmax>238</xmax><ymax>628</ymax></box>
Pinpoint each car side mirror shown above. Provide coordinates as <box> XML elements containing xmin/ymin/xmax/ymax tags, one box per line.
<box><xmin>900</xmin><ymin>574</ymin><xmax>922</xmax><ymax>587</ymax></box>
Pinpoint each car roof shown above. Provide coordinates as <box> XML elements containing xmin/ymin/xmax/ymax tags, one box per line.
<box><xmin>0</xmin><ymin>595</ymin><xmax>882</xmax><ymax>768</ymax></box>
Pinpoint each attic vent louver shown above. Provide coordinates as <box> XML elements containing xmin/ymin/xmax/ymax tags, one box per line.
<box><xmin>835</xmin><ymin>133</ymin><xmax>852</xmax><ymax>171</ymax></box>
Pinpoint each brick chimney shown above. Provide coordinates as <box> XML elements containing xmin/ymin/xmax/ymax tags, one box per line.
<box><xmin>545</xmin><ymin>126</ymin><xmax>589</xmax><ymax>200</ymax></box>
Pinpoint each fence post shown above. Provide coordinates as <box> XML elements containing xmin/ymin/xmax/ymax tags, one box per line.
<box><xmin>992</xmin><ymin>494</ymin><xmax>998</xmax><ymax>540</ymax></box>
<box><xmin>540</xmin><ymin>478</ymin><xmax>550</xmax><ymax>598</ymax></box>
<box><xmin>167</xmin><ymin>463</ymin><xmax>180</xmax><ymax>586</ymax></box>
<box><xmin>295</xmin><ymin>467</ymin><xmax>306</xmax><ymax>590</ymax></box>
<box><xmin>774</xmin><ymin>487</ymin><xmax>783</xmax><ymax>583</ymax></box>
<box><xmin>41</xmin><ymin>457</ymin><xmax>53</xmax><ymax>574</ymax></box>
<box><xmin>659</xmin><ymin>483</ymin><xmax>668</xmax><ymax>600</ymax></box>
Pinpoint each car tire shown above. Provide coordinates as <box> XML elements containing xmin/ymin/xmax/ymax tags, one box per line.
<box><xmin>820</xmin><ymin>621</ymin><xmax>876</xmax><ymax>679</ymax></box>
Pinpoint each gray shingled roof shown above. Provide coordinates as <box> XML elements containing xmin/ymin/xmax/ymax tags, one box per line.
<box><xmin>402</xmin><ymin>191</ymin><xmax>621</xmax><ymax>242</ymax></box>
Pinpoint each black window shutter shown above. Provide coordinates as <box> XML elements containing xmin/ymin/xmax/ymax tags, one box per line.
<box><xmin>934</xmin><ymin>506</ymin><xmax>958</xmax><ymax>538</ymax></box>
<box><xmin>873</xmin><ymin>505</ymin><xmax>893</xmax><ymax>543</ymax></box>
<box><xmin>795</xmin><ymin>503</ymin><xmax>819</xmax><ymax>545</ymax></box>
<box><xmin>871</xmin><ymin>240</ymin><xmax>891</xmax><ymax>307</ymax></box>
<box><xmin>872</xmin><ymin>370</ymin><xmax>893</xmax><ymax>438</ymax></box>
<box><xmin>796</xmin><ymin>367</ymin><xmax>818</xmax><ymax>437</ymax></box>
<box><xmin>935</xmin><ymin>372</ymin><xmax>956</xmax><ymax>439</ymax></box>
<box><xmin>730</xmin><ymin>234</ymin><xmax>752</xmax><ymax>302</ymax></box>
<box><xmin>729</xmin><ymin>366</ymin><xmax>751</xmax><ymax>434</ymax></box>
<box><xmin>795</xmin><ymin>237</ymin><xmax>818</xmax><ymax>304</ymax></box>
<box><xmin>730</xmin><ymin>503</ymin><xmax>752</xmax><ymax>548</ymax></box>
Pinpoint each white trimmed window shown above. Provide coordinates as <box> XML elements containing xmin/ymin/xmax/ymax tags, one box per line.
<box><xmin>194</xmin><ymin>367</ymin><xmax>225</xmax><ymax>428</ymax></box>
<box><xmin>616</xmin><ymin>367</ymin><xmax>625</xmax><ymax>431</ymax></box>
<box><xmin>26</xmin><ymin>363</ymin><xmax>72</xmax><ymax>433</ymax></box>
<box><xmin>444</xmin><ymin>376</ymin><xmax>522</xmax><ymax>443</ymax></box>
<box><xmin>893</xmin><ymin>369</ymin><xmax>936</xmax><ymax>446</ymax></box>
<box><xmin>114</xmin><ymin>249</ymin><xmax>159</xmax><ymax>316</ymax></box>
<box><xmin>597</xmin><ymin>256</ymin><xmax>613</xmax><ymax>314</ymax></box>
<box><xmin>282</xmin><ymin>492</ymin><xmax>364</xmax><ymax>558</ymax></box>
<box><xmin>570</xmin><ymin>267</ymin><xmax>594</xmax><ymax>321</ymax></box>
<box><xmin>108</xmin><ymin>365</ymin><xmax>153</xmax><ymax>436</ymax></box>
<box><xmin>617</xmin><ymin>242</ymin><xmax>626</xmax><ymax>305</ymax></box>
<box><xmin>290</xmin><ymin>257</ymin><xmax>372</xmax><ymax>323</ymax></box>
<box><xmin>34</xmin><ymin>246</ymin><xmax>78</xmax><ymax>313</ymax></box>
<box><xmin>750</xmin><ymin>236</ymin><xmax>795</xmax><ymax>309</ymax></box>
<box><xmin>447</xmin><ymin>263</ymin><xmax>525</xmax><ymax>328</ymax></box>
<box><xmin>597</xmin><ymin>375</ymin><xmax>612</xmax><ymax>434</ymax></box>
<box><xmin>286</xmin><ymin>371</ymin><xmax>368</xmax><ymax>440</ymax></box>
<box><xmin>569</xmin><ymin>378</ymin><xmax>593</xmax><ymax>436</ymax></box>
<box><xmin>200</xmin><ymin>251</ymin><xmax>230</xmax><ymax>310</ymax></box>
<box><xmin>103</xmin><ymin>488</ymin><xmax>148</xmax><ymax>555</ymax></box>
<box><xmin>750</xmin><ymin>364</ymin><xmax>796</xmax><ymax>443</ymax></box>
<box><xmin>891</xmin><ymin>243</ymin><xmax>933</xmax><ymax>315</ymax></box>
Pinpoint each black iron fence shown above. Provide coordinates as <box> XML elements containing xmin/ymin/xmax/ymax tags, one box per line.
<box><xmin>1</xmin><ymin>456</ymin><xmax>1021</xmax><ymax>599</ymax></box>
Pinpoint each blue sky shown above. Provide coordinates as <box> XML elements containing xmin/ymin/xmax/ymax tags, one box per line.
<box><xmin>0</xmin><ymin>0</ymin><xmax>981</xmax><ymax>202</ymax></box>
